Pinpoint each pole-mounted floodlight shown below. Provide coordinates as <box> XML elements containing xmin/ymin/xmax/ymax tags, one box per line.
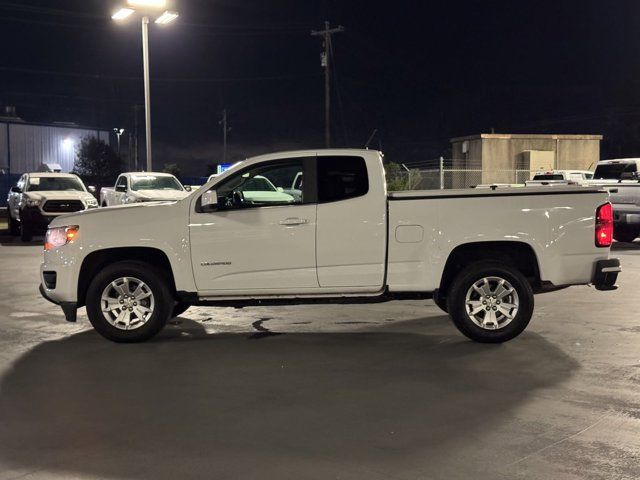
<box><xmin>155</xmin><ymin>11</ymin><xmax>179</xmax><ymax>24</ymax></box>
<box><xmin>127</xmin><ymin>0</ymin><xmax>167</xmax><ymax>8</ymax></box>
<box><xmin>111</xmin><ymin>1</ymin><xmax>178</xmax><ymax>172</ymax></box>
<box><xmin>112</xmin><ymin>8</ymin><xmax>135</xmax><ymax>20</ymax></box>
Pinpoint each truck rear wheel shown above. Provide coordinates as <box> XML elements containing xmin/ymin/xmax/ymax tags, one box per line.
<box><xmin>85</xmin><ymin>261</ymin><xmax>173</xmax><ymax>343</ymax></box>
<box><xmin>613</xmin><ymin>227</ymin><xmax>639</xmax><ymax>243</ymax></box>
<box><xmin>446</xmin><ymin>262</ymin><xmax>534</xmax><ymax>343</ymax></box>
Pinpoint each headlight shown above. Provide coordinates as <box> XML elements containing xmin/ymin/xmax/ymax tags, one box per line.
<box><xmin>25</xmin><ymin>198</ymin><xmax>41</xmax><ymax>207</ymax></box>
<box><xmin>85</xmin><ymin>198</ymin><xmax>98</xmax><ymax>208</ymax></box>
<box><xmin>45</xmin><ymin>225</ymin><xmax>79</xmax><ymax>251</ymax></box>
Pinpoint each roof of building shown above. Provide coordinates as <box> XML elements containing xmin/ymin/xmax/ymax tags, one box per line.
<box><xmin>450</xmin><ymin>133</ymin><xmax>603</xmax><ymax>143</ymax></box>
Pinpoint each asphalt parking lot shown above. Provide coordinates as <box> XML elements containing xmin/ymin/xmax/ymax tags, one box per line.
<box><xmin>0</xmin><ymin>227</ymin><xmax>638</xmax><ymax>480</ymax></box>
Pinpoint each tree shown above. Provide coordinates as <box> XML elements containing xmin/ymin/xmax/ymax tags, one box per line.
<box><xmin>72</xmin><ymin>137</ymin><xmax>121</xmax><ymax>188</ymax></box>
<box><xmin>163</xmin><ymin>163</ymin><xmax>181</xmax><ymax>177</ymax></box>
<box><xmin>385</xmin><ymin>162</ymin><xmax>422</xmax><ymax>191</ymax></box>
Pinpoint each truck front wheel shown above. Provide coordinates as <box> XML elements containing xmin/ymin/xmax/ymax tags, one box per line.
<box><xmin>8</xmin><ymin>212</ymin><xmax>19</xmax><ymax>236</ymax></box>
<box><xmin>20</xmin><ymin>222</ymin><xmax>33</xmax><ymax>242</ymax></box>
<box><xmin>446</xmin><ymin>262</ymin><xmax>534</xmax><ymax>343</ymax></box>
<box><xmin>85</xmin><ymin>261</ymin><xmax>173</xmax><ymax>343</ymax></box>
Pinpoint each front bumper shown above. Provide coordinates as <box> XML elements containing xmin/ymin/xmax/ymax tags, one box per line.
<box><xmin>21</xmin><ymin>207</ymin><xmax>56</xmax><ymax>232</ymax></box>
<box><xmin>592</xmin><ymin>258</ymin><xmax>621</xmax><ymax>291</ymax></box>
<box><xmin>39</xmin><ymin>283</ymin><xmax>77</xmax><ymax>322</ymax></box>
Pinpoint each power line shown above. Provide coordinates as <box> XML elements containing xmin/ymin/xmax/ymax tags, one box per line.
<box><xmin>0</xmin><ymin>66</ymin><xmax>320</xmax><ymax>83</ymax></box>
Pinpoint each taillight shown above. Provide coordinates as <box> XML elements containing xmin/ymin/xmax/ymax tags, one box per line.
<box><xmin>595</xmin><ymin>203</ymin><xmax>613</xmax><ymax>247</ymax></box>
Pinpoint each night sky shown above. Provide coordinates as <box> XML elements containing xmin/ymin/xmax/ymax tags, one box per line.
<box><xmin>2</xmin><ymin>1</ymin><xmax>640</xmax><ymax>174</ymax></box>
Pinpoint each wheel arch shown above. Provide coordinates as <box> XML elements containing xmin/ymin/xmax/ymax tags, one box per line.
<box><xmin>438</xmin><ymin>241</ymin><xmax>541</xmax><ymax>299</ymax></box>
<box><xmin>77</xmin><ymin>247</ymin><xmax>176</xmax><ymax>307</ymax></box>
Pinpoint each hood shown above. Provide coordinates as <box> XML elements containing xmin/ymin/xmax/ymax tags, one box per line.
<box><xmin>24</xmin><ymin>190</ymin><xmax>94</xmax><ymax>201</ymax></box>
<box><xmin>49</xmin><ymin>199</ymin><xmax>173</xmax><ymax>228</ymax></box>
<box><xmin>132</xmin><ymin>189</ymin><xmax>191</xmax><ymax>201</ymax></box>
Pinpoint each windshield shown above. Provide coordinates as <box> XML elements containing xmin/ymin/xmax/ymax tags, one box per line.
<box><xmin>26</xmin><ymin>176</ymin><xmax>85</xmax><ymax>192</ymax></box>
<box><xmin>593</xmin><ymin>163</ymin><xmax>637</xmax><ymax>180</ymax></box>
<box><xmin>532</xmin><ymin>174</ymin><xmax>564</xmax><ymax>181</ymax></box>
<box><xmin>131</xmin><ymin>175</ymin><xmax>183</xmax><ymax>191</ymax></box>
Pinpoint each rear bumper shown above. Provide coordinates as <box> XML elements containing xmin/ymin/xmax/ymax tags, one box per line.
<box><xmin>612</xmin><ymin>205</ymin><xmax>640</xmax><ymax>227</ymax></box>
<box><xmin>592</xmin><ymin>258</ymin><xmax>621</xmax><ymax>291</ymax></box>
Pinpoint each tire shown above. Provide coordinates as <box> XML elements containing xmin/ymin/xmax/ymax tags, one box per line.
<box><xmin>8</xmin><ymin>213</ymin><xmax>19</xmax><ymax>236</ymax></box>
<box><xmin>432</xmin><ymin>289</ymin><xmax>448</xmax><ymax>313</ymax></box>
<box><xmin>446</xmin><ymin>262</ymin><xmax>534</xmax><ymax>343</ymax></box>
<box><xmin>85</xmin><ymin>261</ymin><xmax>173</xmax><ymax>343</ymax></box>
<box><xmin>614</xmin><ymin>228</ymin><xmax>639</xmax><ymax>243</ymax></box>
<box><xmin>172</xmin><ymin>302</ymin><xmax>190</xmax><ymax>318</ymax></box>
<box><xmin>20</xmin><ymin>222</ymin><xmax>33</xmax><ymax>242</ymax></box>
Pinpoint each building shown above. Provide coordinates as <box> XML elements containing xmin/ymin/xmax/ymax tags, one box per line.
<box><xmin>449</xmin><ymin>133</ymin><xmax>602</xmax><ymax>186</ymax></box>
<box><xmin>0</xmin><ymin>107</ymin><xmax>111</xmax><ymax>206</ymax></box>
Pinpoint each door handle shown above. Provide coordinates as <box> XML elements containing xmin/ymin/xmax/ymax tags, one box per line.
<box><xmin>279</xmin><ymin>217</ymin><xmax>309</xmax><ymax>226</ymax></box>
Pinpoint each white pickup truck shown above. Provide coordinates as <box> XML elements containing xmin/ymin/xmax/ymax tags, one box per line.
<box><xmin>99</xmin><ymin>172</ymin><xmax>191</xmax><ymax>206</ymax></box>
<box><xmin>590</xmin><ymin>159</ymin><xmax>640</xmax><ymax>242</ymax></box>
<box><xmin>7</xmin><ymin>173</ymin><xmax>98</xmax><ymax>241</ymax></box>
<box><xmin>39</xmin><ymin>149</ymin><xmax>620</xmax><ymax>344</ymax></box>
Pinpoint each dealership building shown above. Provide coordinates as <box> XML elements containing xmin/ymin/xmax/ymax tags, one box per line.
<box><xmin>0</xmin><ymin>107</ymin><xmax>111</xmax><ymax>206</ymax></box>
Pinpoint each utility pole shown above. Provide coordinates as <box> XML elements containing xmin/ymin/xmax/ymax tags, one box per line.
<box><xmin>311</xmin><ymin>21</ymin><xmax>344</xmax><ymax>148</ymax></box>
<box><xmin>219</xmin><ymin>109</ymin><xmax>231</xmax><ymax>163</ymax></box>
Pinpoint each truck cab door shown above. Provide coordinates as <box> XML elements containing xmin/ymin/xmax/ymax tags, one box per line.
<box><xmin>189</xmin><ymin>157</ymin><xmax>318</xmax><ymax>294</ymax></box>
<box><xmin>315</xmin><ymin>154</ymin><xmax>387</xmax><ymax>289</ymax></box>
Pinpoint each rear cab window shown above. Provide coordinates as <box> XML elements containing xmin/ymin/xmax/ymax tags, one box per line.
<box><xmin>594</xmin><ymin>163</ymin><xmax>637</xmax><ymax>180</ymax></box>
<box><xmin>317</xmin><ymin>156</ymin><xmax>369</xmax><ymax>203</ymax></box>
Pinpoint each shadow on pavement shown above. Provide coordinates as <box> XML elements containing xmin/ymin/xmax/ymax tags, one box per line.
<box><xmin>0</xmin><ymin>319</ymin><xmax>578</xmax><ymax>479</ymax></box>
<box><xmin>0</xmin><ymin>231</ymin><xmax>43</xmax><ymax>247</ymax></box>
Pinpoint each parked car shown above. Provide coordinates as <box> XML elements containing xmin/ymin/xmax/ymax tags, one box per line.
<box><xmin>207</xmin><ymin>173</ymin><xmax>295</xmax><ymax>204</ymax></box>
<box><xmin>7</xmin><ymin>173</ymin><xmax>98</xmax><ymax>241</ymax></box>
<box><xmin>525</xmin><ymin>169</ymin><xmax>594</xmax><ymax>186</ymax></box>
<box><xmin>40</xmin><ymin>149</ymin><xmax>619</xmax><ymax>344</ymax></box>
<box><xmin>100</xmin><ymin>172</ymin><xmax>191</xmax><ymax>207</ymax></box>
<box><xmin>589</xmin><ymin>159</ymin><xmax>640</xmax><ymax>242</ymax></box>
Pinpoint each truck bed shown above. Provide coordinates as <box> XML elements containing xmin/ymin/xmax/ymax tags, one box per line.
<box><xmin>388</xmin><ymin>185</ymin><xmax>604</xmax><ymax>200</ymax></box>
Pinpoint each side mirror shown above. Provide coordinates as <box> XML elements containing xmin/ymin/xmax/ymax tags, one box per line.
<box><xmin>201</xmin><ymin>190</ymin><xmax>218</xmax><ymax>212</ymax></box>
<box><xmin>88</xmin><ymin>186</ymin><xmax>96</xmax><ymax>194</ymax></box>
<box><xmin>276</xmin><ymin>187</ymin><xmax>284</xmax><ymax>193</ymax></box>
<box><xmin>115</xmin><ymin>185</ymin><xmax>127</xmax><ymax>193</ymax></box>
<box><xmin>10</xmin><ymin>186</ymin><xmax>21</xmax><ymax>194</ymax></box>
<box><xmin>184</xmin><ymin>185</ymin><xmax>192</xmax><ymax>192</ymax></box>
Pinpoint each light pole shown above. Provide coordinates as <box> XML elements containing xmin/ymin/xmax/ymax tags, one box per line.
<box><xmin>112</xmin><ymin>1</ymin><xmax>178</xmax><ymax>172</ymax></box>
<box><xmin>113</xmin><ymin>128</ymin><xmax>125</xmax><ymax>155</ymax></box>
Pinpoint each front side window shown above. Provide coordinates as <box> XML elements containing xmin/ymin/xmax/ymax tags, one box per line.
<box><xmin>26</xmin><ymin>176</ymin><xmax>85</xmax><ymax>192</ymax></box>
<box><xmin>213</xmin><ymin>160</ymin><xmax>304</xmax><ymax>209</ymax></box>
<box><xmin>317</xmin><ymin>156</ymin><xmax>368</xmax><ymax>203</ymax></box>
<box><xmin>131</xmin><ymin>175</ymin><xmax>183</xmax><ymax>191</ymax></box>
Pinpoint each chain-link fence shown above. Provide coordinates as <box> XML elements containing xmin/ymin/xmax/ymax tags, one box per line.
<box><xmin>387</xmin><ymin>160</ymin><xmax>543</xmax><ymax>191</ymax></box>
